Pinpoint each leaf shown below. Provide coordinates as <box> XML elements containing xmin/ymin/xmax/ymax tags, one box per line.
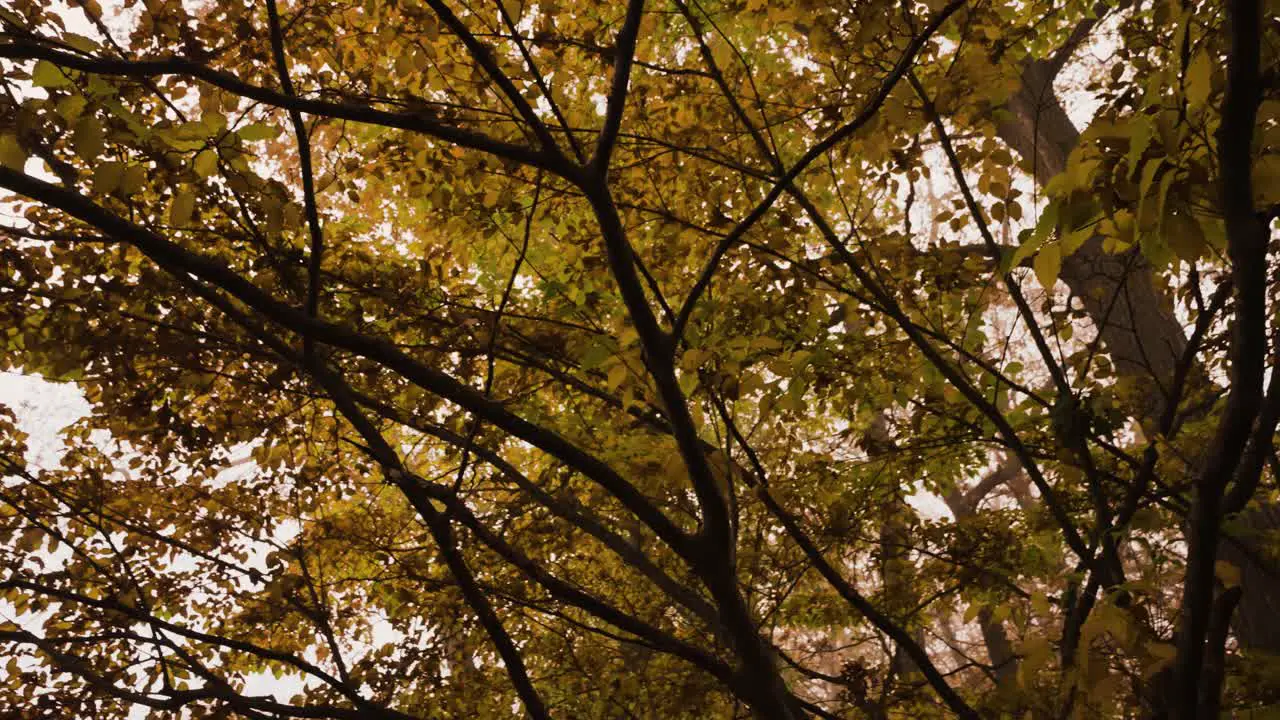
<box><xmin>239</xmin><ymin>122</ymin><xmax>282</xmax><ymax>142</ymax></box>
<box><xmin>1185</xmin><ymin>50</ymin><xmax>1213</xmax><ymax>109</ymax></box>
<box><xmin>1127</xmin><ymin>118</ymin><xmax>1154</xmax><ymax>180</ymax></box>
<box><xmin>93</xmin><ymin>161</ymin><xmax>124</xmax><ymax>194</ymax></box>
<box><xmin>72</xmin><ymin>116</ymin><xmax>105</xmax><ymax>160</ymax></box>
<box><xmin>16</xmin><ymin>527</ymin><xmax>43</xmax><ymax>552</ymax></box>
<box><xmin>1018</xmin><ymin>635</ymin><xmax>1053</xmax><ymax>686</ymax></box>
<box><xmin>1165</xmin><ymin>211</ymin><xmax>1207</xmax><ymax>262</ymax></box>
<box><xmin>56</xmin><ymin>95</ymin><xmax>88</xmax><ymax>123</ymax></box>
<box><xmin>32</xmin><ymin>59</ymin><xmax>72</xmax><ymax>88</ymax></box>
<box><xmin>169</xmin><ymin>187</ymin><xmax>196</xmax><ymax>227</ymax></box>
<box><xmin>61</xmin><ymin>33</ymin><xmax>100</xmax><ymax>54</ymax></box>
<box><xmin>677</xmin><ymin>371</ymin><xmax>698</xmax><ymax>395</ymax></box>
<box><xmin>119</xmin><ymin>163</ymin><xmax>147</xmax><ymax>195</ymax></box>
<box><xmin>193</xmin><ymin>149</ymin><xmax>219</xmax><ymax>177</ymax></box>
<box><xmin>1136</xmin><ymin>158</ymin><xmax>1164</xmax><ymax>231</ymax></box>
<box><xmin>1143</xmin><ymin>642</ymin><xmax>1177</xmax><ymax>678</ymax></box>
<box><xmin>1153</xmin><ymin>169</ymin><xmax>1178</xmax><ymax>234</ymax></box>
<box><xmin>0</xmin><ymin>134</ymin><xmax>25</xmax><ymax>170</ymax></box>
<box><xmin>3</xmin><ymin>7</ymin><xmax>1275</xmax><ymax>714</ymax></box>
<box><xmin>263</xmin><ymin>198</ymin><xmax>284</xmax><ymax>236</ymax></box>
<box><xmin>680</xmin><ymin>348</ymin><xmax>711</xmax><ymax>370</ymax></box>
<box><xmin>1008</xmin><ymin>200</ymin><xmax>1058</xmax><ymax>270</ymax></box>
<box><xmin>1253</xmin><ymin>154</ymin><xmax>1280</xmax><ymax>204</ymax></box>
<box><xmin>606</xmin><ymin>363</ymin><xmax>628</xmax><ymax>392</ymax></box>
<box><xmin>1034</xmin><ymin>241</ymin><xmax>1062</xmax><ymax>289</ymax></box>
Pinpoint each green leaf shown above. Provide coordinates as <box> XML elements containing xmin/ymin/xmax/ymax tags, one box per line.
<box><xmin>1136</xmin><ymin>158</ymin><xmax>1164</xmax><ymax>231</ymax></box>
<box><xmin>193</xmin><ymin>149</ymin><xmax>218</xmax><ymax>177</ymax></box>
<box><xmin>1166</xmin><ymin>211</ymin><xmax>1207</xmax><ymax>262</ymax></box>
<box><xmin>606</xmin><ymin>364</ymin><xmax>628</xmax><ymax>392</ymax></box>
<box><xmin>1139</xmin><ymin>231</ymin><xmax>1173</xmax><ymax>269</ymax></box>
<box><xmin>32</xmin><ymin>60</ymin><xmax>72</xmax><ymax>88</ymax></box>
<box><xmin>1215</xmin><ymin>560</ymin><xmax>1241</xmax><ymax>588</ymax></box>
<box><xmin>1154</xmin><ymin>169</ymin><xmax>1177</xmax><ymax>233</ymax></box>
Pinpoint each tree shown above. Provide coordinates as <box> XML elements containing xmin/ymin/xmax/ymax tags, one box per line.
<box><xmin>0</xmin><ymin>0</ymin><xmax>1276</xmax><ymax>717</ymax></box>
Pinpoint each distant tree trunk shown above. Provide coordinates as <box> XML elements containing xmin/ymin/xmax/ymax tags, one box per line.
<box><xmin>861</xmin><ymin>414</ymin><xmax>928</xmax><ymax>680</ymax></box>
<box><xmin>880</xmin><ymin>496</ymin><xmax>926</xmax><ymax>677</ymax></box>
<box><xmin>945</xmin><ymin>458</ymin><xmax>1021</xmax><ymax>686</ymax></box>
<box><xmin>995</xmin><ymin>55</ymin><xmax>1280</xmax><ymax>655</ymax></box>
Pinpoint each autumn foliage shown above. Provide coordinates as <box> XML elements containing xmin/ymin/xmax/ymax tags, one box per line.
<box><xmin>0</xmin><ymin>0</ymin><xmax>1278</xmax><ymax>718</ymax></box>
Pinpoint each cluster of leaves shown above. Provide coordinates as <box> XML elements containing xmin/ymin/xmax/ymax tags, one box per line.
<box><xmin>0</xmin><ymin>0</ymin><xmax>1277</xmax><ymax>718</ymax></box>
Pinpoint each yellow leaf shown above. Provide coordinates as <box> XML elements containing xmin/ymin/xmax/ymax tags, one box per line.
<box><xmin>119</xmin><ymin>164</ymin><xmax>147</xmax><ymax>195</ymax></box>
<box><xmin>395</xmin><ymin>52</ymin><xmax>415</xmax><ymax>76</ymax></box>
<box><xmin>61</xmin><ymin>33</ymin><xmax>100</xmax><ymax>54</ymax></box>
<box><xmin>32</xmin><ymin>59</ymin><xmax>72</xmax><ymax>88</ymax></box>
<box><xmin>56</xmin><ymin>95</ymin><xmax>87</xmax><ymax>123</ymax></box>
<box><xmin>1030</xmin><ymin>591</ymin><xmax>1051</xmax><ymax>617</ymax></box>
<box><xmin>238</xmin><ymin>122</ymin><xmax>281</xmax><ymax>142</ymax></box>
<box><xmin>1185</xmin><ymin>50</ymin><xmax>1213</xmax><ymax>109</ymax></box>
<box><xmin>1034</xmin><ymin>241</ymin><xmax>1062</xmax><ymax>289</ymax></box>
<box><xmin>72</xmin><ymin>116</ymin><xmax>105</xmax><ymax>161</ymax></box>
<box><xmin>0</xmin><ymin>134</ymin><xmax>25</xmax><ymax>170</ymax></box>
<box><xmin>606</xmin><ymin>363</ymin><xmax>628</xmax><ymax>392</ymax></box>
<box><xmin>193</xmin><ymin>149</ymin><xmax>218</xmax><ymax>177</ymax></box>
<box><xmin>1009</xmin><ymin>200</ymin><xmax>1058</xmax><ymax>270</ymax></box>
<box><xmin>680</xmin><ymin>348</ymin><xmax>710</xmax><ymax>371</ymax></box>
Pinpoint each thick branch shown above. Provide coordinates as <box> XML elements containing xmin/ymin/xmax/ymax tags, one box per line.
<box><xmin>0</xmin><ymin>40</ymin><xmax>569</xmax><ymax>175</ymax></box>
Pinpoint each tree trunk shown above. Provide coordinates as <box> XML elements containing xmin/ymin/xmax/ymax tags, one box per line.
<box><xmin>863</xmin><ymin>414</ymin><xmax>929</xmax><ymax>679</ymax></box>
<box><xmin>995</xmin><ymin>57</ymin><xmax>1280</xmax><ymax>654</ymax></box>
<box><xmin>944</xmin><ymin>470</ymin><xmax>1020</xmax><ymax>686</ymax></box>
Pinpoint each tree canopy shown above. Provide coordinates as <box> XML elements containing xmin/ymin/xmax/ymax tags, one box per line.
<box><xmin>0</xmin><ymin>0</ymin><xmax>1277</xmax><ymax>717</ymax></box>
